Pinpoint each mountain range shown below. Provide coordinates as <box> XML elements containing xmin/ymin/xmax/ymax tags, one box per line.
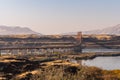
<box><xmin>0</xmin><ymin>25</ymin><xmax>41</xmax><ymax>35</ymax></box>
<box><xmin>0</xmin><ymin>24</ymin><xmax>120</xmax><ymax>35</ymax></box>
<box><xmin>63</xmin><ymin>24</ymin><xmax>120</xmax><ymax>35</ymax></box>
<box><xmin>84</xmin><ymin>24</ymin><xmax>120</xmax><ymax>35</ymax></box>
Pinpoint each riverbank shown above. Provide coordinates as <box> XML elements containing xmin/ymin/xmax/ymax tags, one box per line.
<box><xmin>1</xmin><ymin>52</ymin><xmax>120</xmax><ymax>80</ymax></box>
<box><xmin>13</xmin><ymin>59</ymin><xmax>120</xmax><ymax>80</ymax></box>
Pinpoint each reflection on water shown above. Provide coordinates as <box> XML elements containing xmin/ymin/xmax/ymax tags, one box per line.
<box><xmin>83</xmin><ymin>49</ymin><xmax>120</xmax><ymax>53</ymax></box>
<box><xmin>82</xmin><ymin>56</ymin><xmax>120</xmax><ymax>70</ymax></box>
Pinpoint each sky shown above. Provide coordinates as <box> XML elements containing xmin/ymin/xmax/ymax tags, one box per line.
<box><xmin>0</xmin><ymin>0</ymin><xmax>120</xmax><ymax>34</ymax></box>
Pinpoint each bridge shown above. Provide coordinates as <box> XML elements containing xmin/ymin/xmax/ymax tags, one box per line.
<box><xmin>0</xmin><ymin>32</ymin><xmax>82</xmax><ymax>55</ymax></box>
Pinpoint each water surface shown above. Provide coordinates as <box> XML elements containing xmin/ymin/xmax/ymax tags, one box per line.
<box><xmin>83</xmin><ymin>49</ymin><xmax>120</xmax><ymax>53</ymax></box>
<box><xmin>82</xmin><ymin>56</ymin><xmax>120</xmax><ymax>70</ymax></box>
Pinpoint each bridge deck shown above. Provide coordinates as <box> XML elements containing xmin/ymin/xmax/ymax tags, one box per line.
<box><xmin>0</xmin><ymin>45</ymin><xmax>76</xmax><ymax>50</ymax></box>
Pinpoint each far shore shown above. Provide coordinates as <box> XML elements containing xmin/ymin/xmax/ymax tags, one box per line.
<box><xmin>62</xmin><ymin>52</ymin><xmax>120</xmax><ymax>60</ymax></box>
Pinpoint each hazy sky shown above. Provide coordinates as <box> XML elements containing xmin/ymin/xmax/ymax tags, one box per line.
<box><xmin>0</xmin><ymin>0</ymin><xmax>120</xmax><ymax>34</ymax></box>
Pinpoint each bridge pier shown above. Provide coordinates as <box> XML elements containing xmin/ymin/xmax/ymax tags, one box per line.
<box><xmin>18</xmin><ymin>49</ymin><xmax>21</xmax><ymax>55</ymax></box>
<box><xmin>0</xmin><ymin>50</ymin><xmax>1</xmax><ymax>56</ymax></box>
<box><xmin>74</xmin><ymin>32</ymin><xmax>82</xmax><ymax>53</ymax></box>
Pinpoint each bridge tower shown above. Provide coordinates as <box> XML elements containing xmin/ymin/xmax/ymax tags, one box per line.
<box><xmin>76</xmin><ymin>32</ymin><xmax>82</xmax><ymax>44</ymax></box>
<box><xmin>74</xmin><ymin>32</ymin><xmax>82</xmax><ymax>53</ymax></box>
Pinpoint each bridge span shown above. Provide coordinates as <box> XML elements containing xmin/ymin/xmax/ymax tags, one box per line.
<box><xmin>0</xmin><ymin>32</ymin><xmax>82</xmax><ymax>55</ymax></box>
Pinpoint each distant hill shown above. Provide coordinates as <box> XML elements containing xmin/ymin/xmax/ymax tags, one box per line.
<box><xmin>84</xmin><ymin>24</ymin><xmax>120</xmax><ymax>35</ymax></box>
<box><xmin>63</xmin><ymin>24</ymin><xmax>120</xmax><ymax>35</ymax></box>
<box><xmin>0</xmin><ymin>25</ymin><xmax>41</xmax><ymax>35</ymax></box>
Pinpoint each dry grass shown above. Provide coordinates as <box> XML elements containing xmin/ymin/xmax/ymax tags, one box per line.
<box><xmin>1</xmin><ymin>53</ymin><xmax>120</xmax><ymax>80</ymax></box>
<box><xmin>16</xmin><ymin>70</ymin><xmax>39</xmax><ymax>78</ymax></box>
<box><xmin>25</xmin><ymin>65</ymin><xmax>120</xmax><ymax>80</ymax></box>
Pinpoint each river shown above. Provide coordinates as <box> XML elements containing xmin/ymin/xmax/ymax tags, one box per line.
<box><xmin>82</xmin><ymin>56</ymin><xmax>120</xmax><ymax>70</ymax></box>
<box><xmin>83</xmin><ymin>48</ymin><xmax>120</xmax><ymax>53</ymax></box>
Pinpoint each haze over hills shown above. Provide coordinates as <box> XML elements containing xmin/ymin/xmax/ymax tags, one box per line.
<box><xmin>84</xmin><ymin>24</ymin><xmax>120</xmax><ymax>35</ymax></box>
<box><xmin>0</xmin><ymin>25</ymin><xmax>41</xmax><ymax>35</ymax></box>
<box><xmin>0</xmin><ymin>24</ymin><xmax>120</xmax><ymax>35</ymax></box>
<box><xmin>63</xmin><ymin>24</ymin><xmax>120</xmax><ymax>35</ymax></box>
